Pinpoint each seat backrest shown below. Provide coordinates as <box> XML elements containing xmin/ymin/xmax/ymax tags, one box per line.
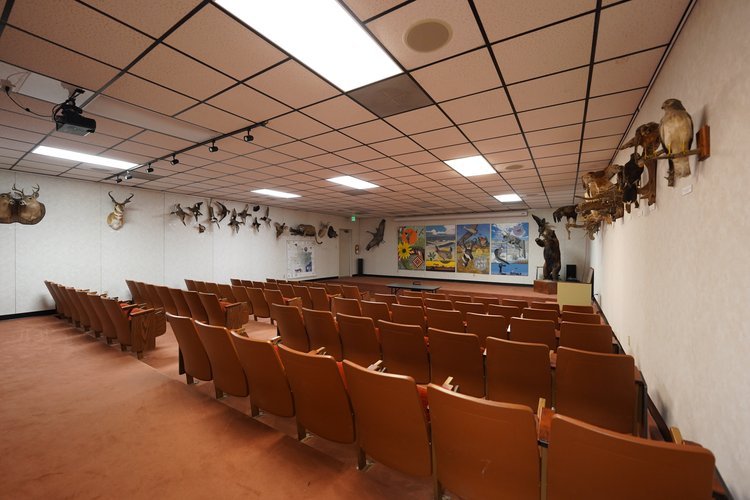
<box><xmin>126</xmin><ymin>279</ymin><xmax>143</xmax><ymax>302</ymax></box>
<box><xmin>390</xmin><ymin>304</ymin><xmax>426</xmax><ymax>333</ymax></box>
<box><xmin>263</xmin><ymin>289</ymin><xmax>285</xmax><ymax>312</ymax></box>
<box><xmin>453</xmin><ymin>300</ymin><xmax>486</xmax><ymax>319</ymax></box>
<box><xmin>63</xmin><ymin>287</ymin><xmax>82</xmax><ymax>324</ymax></box>
<box><xmin>502</xmin><ymin>298</ymin><xmax>528</xmax><ymax>309</ymax></box>
<box><xmin>145</xmin><ymin>283</ymin><xmax>164</xmax><ymax>309</ymax></box>
<box><xmin>530</xmin><ymin>301</ymin><xmax>560</xmax><ymax>313</ymax></box>
<box><xmin>559</xmin><ymin>322</ymin><xmax>613</xmax><ymax>354</ymax></box>
<box><xmin>485</xmin><ymin>337</ymin><xmax>552</xmax><ymax>410</ymax></box>
<box><xmin>277</xmin><ymin>344</ymin><xmax>355</xmax><ymax>444</ymax></box>
<box><xmin>331</xmin><ymin>296</ymin><xmax>362</xmax><ymax>317</ymax></box>
<box><xmin>230</xmin><ymin>278</ymin><xmax>242</xmax><ymax>286</ymax></box>
<box><xmin>465</xmin><ymin>312</ymin><xmax>508</xmax><ymax>347</ymax></box>
<box><xmin>217</xmin><ymin>283</ymin><xmax>236</xmax><ymax>302</ymax></box>
<box><xmin>448</xmin><ymin>294</ymin><xmax>472</xmax><ymax>305</ymax></box>
<box><xmin>278</xmin><ymin>283</ymin><xmax>295</xmax><ymax>299</ymax></box>
<box><xmin>307</xmin><ymin>287</ymin><xmax>330</xmax><ymax>311</ymax></box>
<box><xmin>302</xmin><ymin>308</ymin><xmax>342</xmax><ymax>360</ymax></box>
<box><xmin>169</xmin><ymin>288</ymin><xmax>192</xmax><ymax>317</ymax></box>
<box><xmin>561</xmin><ymin>304</ymin><xmax>595</xmax><ymax>314</ymax></box>
<box><xmin>425</xmin><ymin>308</ymin><xmax>464</xmax><ymax>333</ymax></box>
<box><xmin>510</xmin><ymin>317</ymin><xmax>557</xmax><ymax>352</ymax></box>
<box><xmin>184</xmin><ymin>279</ymin><xmax>198</xmax><ymax>292</ymax></box>
<box><xmin>473</xmin><ymin>296</ymin><xmax>499</xmax><ymax>307</ymax></box>
<box><xmin>193</xmin><ymin>280</ymin><xmax>209</xmax><ymax>293</ymax></box>
<box><xmin>194</xmin><ymin>321</ymin><xmax>248</xmax><ymax>397</ymax></box>
<box><xmin>341</xmin><ymin>285</ymin><xmax>362</xmax><ymax>300</ymax></box>
<box><xmin>250</xmin><ymin>280</ymin><xmax>265</xmax><ymax>288</ymax></box>
<box><xmin>166</xmin><ymin>313</ymin><xmax>212</xmax><ymax>382</ymax></box>
<box><xmin>371</xmin><ymin>293</ymin><xmax>398</xmax><ymax>308</ymax></box>
<box><xmin>87</xmin><ymin>293</ymin><xmax>116</xmax><ymax>341</ymax></box>
<box><xmin>423</xmin><ymin>298</ymin><xmax>453</xmax><ymax>310</ymax></box>
<box><xmin>397</xmin><ymin>294</ymin><xmax>424</xmax><ymax>308</ymax></box>
<box><xmin>400</xmin><ymin>290</ymin><xmax>423</xmax><ymax>298</ymax></box>
<box><xmin>425</xmin><ymin>292</ymin><xmax>448</xmax><ymax>300</ymax></box>
<box><xmin>77</xmin><ymin>290</ymin><xmax>99</xmax><ymax>332</ymax></box>
<box><xmin>547</xmin><ymin>415</ymin><xmax>715</xmax><ymax>500</ymax></box>
<box><xmin>488</xmin><ymin>303</ymin><xmax>523</xmax><ymax>320</ymax></box>
<box><xmin>156</xmin><ymin>285</ymin><xmax>178</xmax><ymax>315</ymax></box>
<box><xmin>240</xmin><ymin>280</ymin><xmax>253</xmax><ymax>288</ymax></box>
<box><xmin>247</xmin><ymin>287</ymin><xmax>271</xmax><ymax>319</ymax></box>
<box><xmin>428</xmin><ymin>384</ymin><xmax>540</xmax><ymax>499</ymax></box>
<box><xmin>325</xmin><ymin>283</ymin><xmax>344</xmax><ymax>296</ymax></box>
<box><xmin>69</xmin><ymin>289</ymin><xmax>91</xmax><ymax>328</ymax></box>
<box><xmin>555</xmin><ymin>347</ymin><xmax>636</xmax><ymax>434</ymax></box>
<box><xmin>343</xmin><ymin>361</ymin><xmax>431</xmax><ymax>477</ymax></box>
<box><xmin>336</xmin><ymin>313</ymin><xmax>381</xmax><ymax>367</ymax></box>
<box><xmin>182</xmin><ymin>290</ymin><xmax>208</xmax><ymax>323</ymax></box>
<box><xmin>377</xmin><ymin>320</ymin><xmax>430</xmax><ymax>384</ymax></box>
<box><xmin>560</xmin><ymin>311</ymin><xmax>600</xmax><ymax>324</ymax></box>
<box><xmin>199</xmin><ymin>292</ymin><xmax>227</xmax><ymax>327</ymax></box>
<box><xmin>231</xmin><ymin>285</ymin><xmax>254</xmax><ymax>316</ymax></box>
<box><xmin>360</xmin><ymin>300</ymin><xmax>391</xmax><ymax>325</ymax></box>
<box><xmin>101</xmin><ymin>296</ymin><xmax>132</xmax><ymax>346</ymax></box>
<box><xmin>204</xmin><ymin>282</ymin><xmax>222</xmax><ymax>297</ymax></box>
<box><xmin>292</xmin><ymin>285</ymin><xmax>313</xmax><ymax>308</ymax></box>
<box><xmin>427</xmin><ymin>328</ymin><xmax>484</xmax><ymax>397</ymax></box>
<box><xmin>230</xmin><ymin>333</ymin><xmax>294</xmax><ymax>418</ymax></box>
<box><xmin>271</xmin><ymin>303</ymin><xmax>309</xmax><ymax>352</ymax></box>
<box><xmin>522</xmin><ymin>307</ymin><xmax>559</xmax><ymax>324</ymax></box>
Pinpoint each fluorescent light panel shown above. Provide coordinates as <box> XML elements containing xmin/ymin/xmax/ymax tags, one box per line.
<box><xmin>327</xmin><ymin>175</ymin><xmax>378</xmax><ymax>190</ymax></box>
<box><xmin>32</xmin><ymin>146</ymin><xmax>137</xmax><ymax>170</ymax></box>
<box><xmin>495</xmin><ymin>193</ymin><xmax>522</xmax><ymax>203</ymax></box>
<box><xmin>252</xmin><ymin>188</ymin><xmax>300</xmax><ymax>199</ymax></box>
<box><xmin>445</xmin><ymin>155</ymin><xmax>495</xmax><ymax>177</ymax></box>
<box><xmin>216</xmin><ymin>0</ymin><xmax>401</xmax><ymax>91</ymax></box>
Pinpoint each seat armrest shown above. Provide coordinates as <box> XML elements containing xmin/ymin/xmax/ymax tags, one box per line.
<box><xmin>224</xmin><ymin>302</ymin><xmax>243</xmax><ymax>310</ymax></box>
<box><xmin>270</xmin><ymin>336</ymin><xmax>282</xmax><ymax>345</ymax></box>
<box><xmin>130</xmin><ymin>307</ymin><xmax>154</xmax><ymax>317</ymax></box>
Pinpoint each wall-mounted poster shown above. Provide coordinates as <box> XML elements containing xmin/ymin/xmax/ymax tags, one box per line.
<box><xmin>491</xmin><ymin>222</ymin><xmax>529</xmax><ymax>276</ymax></box>
<box><xmin>456</xmin><ymin>224</ymin><xmax>490</xmax><ymax>274</ymax></box>
<box><xmin>287</xmin><ymin>240</ymin><xmax>315</xmax><ymax>278</ymax></box>
<box><xmin>426</xmin><ymin>225</ymin><xmax>456</xmax><ymax>272</ymax></box>
<box><xmin>397</xmin><ymin>225</ymin><xmax>426</xmax><ymax>270</ymax></box>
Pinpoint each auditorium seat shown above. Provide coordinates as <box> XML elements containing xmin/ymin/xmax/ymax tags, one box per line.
<box><xmin>325</xmin><ymin>283</ymin><xmax>344</xmax><ymax>297</ymax></box>
<box><xmin>76</xmin><ymin>290</ymin><xmax>101</xmax><ymax>337</ymax></box>
<box><xmin>194</xmin><ymin>321</ymin><xmax>249</xmax><ymax>399</ymax></box>
<box><xmin>488</xmin><ymin>303</ymin><xmax>523</xmax><ymax>320</ymax></box>
<box><xmin>292</xmin><ymin>285</ymin><xmax>313</xmax><ymax>309</ymax></box>
<box><xmin>342</xmin><ymin>284</ymin><xmax>367</xmax><ymax>301</ymax></box>
<box><xmin>485</xmin><ymin>337</ymin><xmax>552</xmax><ymax>410</ymax></box>
<box><xmin>102</xmin><ymin>297</ymin><xmax>156</xmax><ymax>359</ymax></box>
<box><xmin>510</xmin><ymin>317</ymin><xmax>557</xmax><ymax>352</ymax></box>
<box><xmin>530</xmin><ymin>301</ymin><xmax>560</xmax><ymax>313</ymax></box>
<box><xmin>425</xmin><ymin>308</ymin><xmax>464</xmax><ymax>333</ymax></box>
<box><xmin>343</xmin><ymin>361</ymin><xmax>431</xmax><ymax>477</ymax></box>
<box><xmin>182</xmin><ymin>290</ymin><xmax>209</xmax><ymax>323</ymax></box>
<box><xmin>336</xmin><ymin>313</ymin><xmax>381</xmax><ymax>367</ymax></box>
<box><xmin>264</xmin><ymin>289</ymin><xmax>302</xmax><ymax>321</ymax></box>
<box><xmin>302</xmin><ymin>308</ymin><xmax>342</xmax><ymax>360</ymax></box>
<box><xmin>427</xmin><ymin>328</ymin><xmax>485</xmax><ymax>397</ymax></box>
<box><xmin>447</xmin><ymin>294</ymin><xmax>472</xmax><ymax>306</ymax></box>
<box><xmin>184</xmin><ymin>279</ymin><xmax>198</xmax><ymax>292</ymax></box>
<box><xmin>371</xmin><ymin>293</ymin><xmax>398</xmax><ymax>308</ymax></box>
<box><xmin>87</xmin><ymin>293</ymin><xmax>117</xmax><ymax>345</ymax></box>
<box><xmin>166</xmin><ymin>313</ymin><xmax>212</xmax><ymax>385</ymax></box>
<box><xmin>331</xmin><ymin>296</ymin><xmax>362</xmax><ymax>317</ymax></box>
<box><xmin>561</xmin><ymin>304</ymin><xmax>595</xmax><ymax>314</ymax></box>
<box><xmin>429</xmin><ymin>384</ymin><xmax>540</xmax><ymax>500</ymax></box>
<box><xmin>308</xmin><ymin>287</ymin><xmax>332</xmax><ymax>311</ymax></box>
<box><xmin>473</xmin><ymin>296</ymin><xmax>500</xmax><ymax>307</ymax></box>
<box><xmin>271</xmin><ymin>304</ymin><xmax>310</xmax><ymax>353</ymax></box>
<box><xmin>155</xmin><ymin>285</ymin><xmax>178</xmax><ymax>315</ymax></box>
<box><xmin>169</xmin><ymin>287</ymin><xmax>192</xmax><ymax>317</ymax></box>
<box><xmin>390</xmin><ymin>304</ymin><xmax>426</xmax><ymax>334</ymax></box>
<box><xmin>502</xmin><ymin>298</ymin><xmax>528</xmax><ymax>309</ymax></box>
<box><xmin>378</xmin><ymin>320</ymin><xmax>430</xmax><ymax>384</ymax></box>
<box><xmin>423</xmin><ymin>298</ymin><xmax>453</xmax><ymax>310</ymax></box>
<box><xmin>560</xmin><ymin>311</ymin><xmax>600</xmax><ymax>324</ymax></box>
<box><xmin>199</xmin><ymin>292</ymin><xmax>245</xmax><ymax>330</ymax></box>
<box><xmin>397</xmin><ymin>294</ymin><xmax>424</xmax><ymax>308</ymax></box>
<box><xmin>522</xmin><ymin>307</ymin><xmax>559</xmax><ymax>325</ymax></box>
<box><xmin>453</xmin><ymin>300</ymin><xmax>486</xmax><ymax>319</ymax></box>
<box><xmin>204</xmin><ymin>282</ymin><xmax>222</xmax><ymax>297</ymax></box>
<box><xmin>465</xmin><ymin>312</ymin><xmax>508</xmax><ymax>347</ymax></box>
<box><xmin>193</xmin><ymin>281</ymin><xmax>209</xmax><ymax>293</ymax></box>
<box><xmin>360</xmin><ymin>300</ymin><xmax>391</xmax><ymax>325</ymax></box>
<box><xmin>558</xmin><ymin>322</ymin><xmax>614</xmax><ymax>354</ymax></box>
<box><xmin>277</xmin><ymin>283</ymin><xmax>296</xmax><ymax>300</ymax></box>
<box><xmin>230</xmin><ymin>285</ymin><xmax>254</xmax><ymax>321</ymax></box>
<box><xmin>217</xmin><ymin>283</ymin><xmax>237</xmax><ymax>302</ymax></box>
<box><xmin>126</xmin><ymin>279</ymin><xmax>144</xmax><ymax>302</ymax></box>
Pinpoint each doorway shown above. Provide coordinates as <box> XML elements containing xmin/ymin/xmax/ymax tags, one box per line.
<box><xmin>339</xmin><ymin>229</ymin><xmax>351</xmax><ymax>277</ymax></box>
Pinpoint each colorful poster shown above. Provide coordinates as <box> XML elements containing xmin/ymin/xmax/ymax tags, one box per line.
<box><xmin>456</xmin><ymin>224</ymin><xmax>490</xmax><ymax>274</ymax></box>
<box><xmin>425</xmin><ymin>225</ymin><xmax>456</xmax><ymax>272</ymax></box>
<box><xmin>397</xmin><ymin>226</ymin><xmax>426</xmax><ymax>270</ymax></box>
<box><xmin>491</xmin><ymin>222</ymin><xmax>529</xmax><ymax>276</ymax></box>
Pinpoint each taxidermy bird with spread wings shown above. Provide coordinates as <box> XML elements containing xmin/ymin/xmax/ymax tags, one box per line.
<box><xmin>659</xmin><ymin>98</ymin><xmax>693</xmax><ymax>186</ymax></box>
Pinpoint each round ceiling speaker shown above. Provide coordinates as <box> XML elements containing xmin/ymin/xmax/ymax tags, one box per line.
<box><xmin>404</xmin><ymin>19</ymin><xmax>452</xmax><ymax>53</ymax></box>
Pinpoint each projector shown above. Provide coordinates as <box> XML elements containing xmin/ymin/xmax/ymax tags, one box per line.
<box><xmin>55</xmin><ymin>109</ymin><xmax>96</xmax><ymax>136</ymax></box>
<box><xmin>53</xmin><ymin>88</ymin><xmax>96</xmax><ymax>136</ymax></box>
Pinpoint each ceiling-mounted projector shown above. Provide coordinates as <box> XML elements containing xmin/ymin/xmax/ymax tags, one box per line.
<box><xmin>54</xmin><ymin>88</ymin><xmax>96</xmax><ymax>136</ymax></box>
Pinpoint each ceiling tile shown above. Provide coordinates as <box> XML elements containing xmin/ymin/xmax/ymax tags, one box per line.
<box><xmin>104</xmin><ymin>73</ymin><xmax>197</xmax><ymax>116</ymax></box>
<box><xmin>391</xmin><ymin>151</ymin><xmax>436</xmax><ymax>166</ymax></box>
<box><xmin>367</xmin><ymin>0</ymin><xmax>484</xmax><ymax>70</ymax></box>
<box><xmin>336</xmin><ymin>146</ymin><xmax>383</xmax><ymax>162</ymax></box>
<box><xmin>493</xmin><ymin>14</ymin><xmax>594</xmax><ymax>84</ymax></box>
<box><xmin>430</xmin><ymin>143</ymin><xmax>479</xmax><ymax>161</ymax></box>
<box><xmin>370</xmin><ymin>137</ymin><xmax>422</xmax><ymax>156</ymax></box>
<box><xmin>175</xmin><ymin>104</ymin><xmax>249</xmax><ymax>133</ymax></box>
<box><xmin>411</xmin><ymin>49</ymin><xmax>501</xmax><ymax>102</ymax></box>
<box><xmin>307</xmin><ymin>153</ymin><xmax>350</xmax><ymax>168</ymax></box>
<box><xmin>385</xmin><ymin>105</ymin><xmax>452</xmax><ymax>135</ymax></box>
<box><xmin>517</xmin><ymin>101</ymin><xmax>585</xmax><ymax>131</ymax></box>
<box><xmin>590</xmin><ymin>47</ymin><xmax>664</xmax><ymax>97</ymax></box>
<box><xmin>582</xmin><ymin>135</ymin><xmax>622</xmax><ymax>152</ymax></box>
<box><xmin>532</xmin><ymin>141</ymin><xmax>580</xmax><ymax>158</ymax></box>
<box><xmin>584</xmin><ymin>116</ymin><xmax>632</xmax><ymax>138</ymax></box>
<box><xmin>474</xmin><ymin>0</ymin><xmax>596</xmax><ymax>42</ymax></box>
<box><xmin>269</xmin><ymin>112</ymin><xmax>331</xmax><ymax>139</ymax></box>
<box><xmin>207</xmin><ymin>84</ymin><xmax>291</xmax><ymax>123</ymax></box>
<box><xmin>82</xmin><ymin>0</ymin><xmax>200</xmax><ymax>38</ymax></box>
<box><xmin>305</xmin><ymin>131</ymin><xmax>361</xmax><ymax>152</ymax></box>
<box><xmin>474</xmin><ymin>135</ymin><xmax>527</xmax><ymax>154</ymax></box>
<box><xmin>507</xmin><ymin>67</ymin><xmax>588</xmax><ymax>112</ymax></box>
<box><xmin>114</xmin><ymin>139</ymin><xmax>170</xmax><ymax>158</ymax></box>
<box><xmin>0</xmin><ymin>110</ymin><xmax>53</xmax><ymax>135</ymax></box>
<box><xmin>587</xmin><ymin>89</ymin><xmax>644</xmax><ymax>121</ymax></box>
<box><xmin>237</xmin><ymin>127</ymin><xmax>292</xmax><ymax>148</ymax></box>
<box><xmin>459</xmin><ymin>114</ymin><xmax>520</xmax><ymax>141</ymax></box>
<box><xmin>411</xmin><ymin>127</ymin><xmax>466</xmax><ymax>150</ymax></box>
<box><xmin>484</xmin><ymin>148</ymin><xmax>530</xmax><ymax>164</ymax></box>
<box><xmin>86</xmin><ymin>115</ymin><xmax>144</xmax><ymax>139</ymax></box>
<box><xmin>302</xmin><ymin>96</ymin><xmax>376</xmax><ymax>129</ymax></box>
<box><xmin>273</xmin><ymin>141</ymin><xmax>325</xmax><ymax>159</ymax></box>
<box><xmin>580</xmin><ymin>149</ymin><xmax>616</xmax><ymax>162</ymax></box>
<box><xmin>340</xmin><ymin>120</ymin><xmax>402</xmax><ymax>143</ymax></box>
<box><xmin>165</xmin><ymin>5</ymin><xmax>286</xmax><ymax>80</ymax></box>
<box><xmin>249</xmin><ymin>149</ymin><xmax>296</xmax><ymax>165</ymax></box>
<box><xmin>247</xmin><ymin>60</ymin><xmax>340</xmax><ymax>110</ymax></box>
<box><xmin>526</xmin><ymin>124</ymin><xmax>582</xmax><ymax>147</ymax></box>
<box><xmin>596</xmin><ymin>0</ymin><xmax>689</xmax><ymax>61</ymax></box>
<box><xmin>439</xmin><ymin>88</ymin><xmax>512</xmax><ymax>124</ymax></box>
<box><xmin>341</xmin><ymin>0</ymin><xmax>405</xmax><ymax>21</ymax></box>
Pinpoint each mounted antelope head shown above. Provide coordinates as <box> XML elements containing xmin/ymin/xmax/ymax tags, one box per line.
<box><xmin>10</xmin><ymin>184</ymin><xmax>46</xmax><ymax>225</ymax></box>
<box><xmin>107</xmin><ymin>191</ymin><xmax>133</xmax><ymax>230</ymax></box>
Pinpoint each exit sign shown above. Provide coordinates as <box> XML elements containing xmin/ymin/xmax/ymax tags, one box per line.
<box><xmin>351</xmin><ymin>215</ymin><xmax>356</xmax><ymax>221</ymax></box>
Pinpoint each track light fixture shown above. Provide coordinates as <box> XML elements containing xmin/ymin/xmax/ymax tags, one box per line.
<box><xmin>146</xmin><ymin>163</ymin><xmax>154</xmax><ymax>173</ymax></box>
<box><xmin>124</xmin><ymin>170</ymin><xmax>133</xmax><ymax>180</ymax></box>
<box><xmin>208</xmin><ymin>140</ymin><xmax>219</xmax><ymax>153</ymax></box>
<box><xmin>170</xmin><ymin>154</ymin><xmax>179</xmax><ymax>165</ymax></box>
<box><xmin>243</xmin><ymin>129</ymin><xmax>254</xmax><ymax>142</ymax></box>
<box><xmin>115</xmin><ymin>175</ymin><xmax>122</xmax><ymax>183</ymax></box>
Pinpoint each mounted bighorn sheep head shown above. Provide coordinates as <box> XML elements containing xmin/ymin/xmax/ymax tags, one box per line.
<box><xmin>1</xmin><ymin>184</ymin><xmax>46</xmax><ymax>225</ymax></box>
<box><xmin>107</xmin><ymin>192</ymin><xmax>133</xmax><ymax>230</ymax></box>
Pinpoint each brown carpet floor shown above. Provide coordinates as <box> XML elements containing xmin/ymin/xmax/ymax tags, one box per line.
<box><xmin>0</xmin><ymin>315</ymin><xmax>432</xmax><ymax>499</ymax></box>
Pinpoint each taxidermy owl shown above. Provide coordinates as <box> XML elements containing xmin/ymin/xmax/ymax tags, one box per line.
<box><xmin>659</xmin><ymin>98</ymin><xmax>693</xmax><ymax>185</ymax></box>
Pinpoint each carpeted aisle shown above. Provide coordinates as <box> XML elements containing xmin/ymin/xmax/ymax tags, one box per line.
<box><xmin>0</xmin><ymin>316</ymin><xmax>431</xmax><ymax>499</ymax></box>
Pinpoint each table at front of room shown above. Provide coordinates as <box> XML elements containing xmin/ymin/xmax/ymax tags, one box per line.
<box><xmin>386</xmin><ymin>282</ymin><xmax>441</xmax><ymax>295</ymax></box>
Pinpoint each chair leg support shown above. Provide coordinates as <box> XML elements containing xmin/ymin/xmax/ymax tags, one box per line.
<box><xmin>357</xmin><ymin>447</ymin><xmax>368</xmax><ymax>471</ymax></box>
<box><xmin>136</xmin><ymin>350</ymin><xmax>143</xmax><ymax>360</ymax></box>
<box><xmin>250</xmin><ymin>403</ymin><xmax>260</xmax><ymax>417</ymax></box>
<box><xmin>186</xmin><ymin>374</ymin><xmax>194</xmax><ymax>385</ymax></box>
<box><xmin>215</xmin><ymin>387</ymin><xmax>224</xmax><ymax>399</ymax></box>
<box><xmin>106</xmin><ymin>337</ymin><xmax>113</xmax><ymax>345</ymax></box>
<box><xmin>178</xmin><ymin>349</ymin><xmax>185</xmax><ymax>375</ymax></box>
<box><xmin>296</xmin><ymin>422</ymin><xmax>307</xmax><ymax>441</ymax></box>
<box><xmin>120</xmin><ymin>344</ymin><xmax>127</xmax><ymax>352</ymax></box>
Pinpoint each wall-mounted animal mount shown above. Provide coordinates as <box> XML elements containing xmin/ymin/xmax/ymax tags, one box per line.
<box><xmin>621</xmin><ymin>122</ymin><xmax>660</xmax><ymax>206</ymax></box>
<box><xmin>171</xmin><ymin>203</ymin><xmax>190</xmax><ymax>225</ymax></box>
<box><xmin>659</xmin><ymin>98</ymin><xmax>693</xmax><ymax>186</ymax></box>
<box><xmin>620</xmin><ymin>152</ymin><xmax>644</xmax><ymax>213</ymax></box>
<box><xmin>207</xmin><ymin>204</ymin><xmax>219</xmax><ymax>227</ymax></box>
<box><xmin>327</xmin><ymin>225</ymin><xmax>338</xmax><ymax>238</ymax></box>
<box><xmin>274</xmin><ymin>222</ymin><xmax>286</xmax><ymax>239</ymax></box>
<box><xmin>366</xmin><ymin>219</ymin><xmax>386</xmax><ymax>250</ymax></box>
<box><xmin>214</xmin><ymin>201</ymin><xmax>229</xmax><ymax>224</ymax></box>
<box><xmin>532</xmin><ymin>214</ymin><xmax>560</xmax><ymax>281</ymax></box>
<box><xmin>237</xmin><ymin>204</ymin><xmax>250</xmax><ymax>224</ymax></box>
<box><xmin>290</xmin><ymin>223</ymin><xmax>323</xmax><ymax>244</ymax></box>
<box><xmin>0</xmin><ymin>184</ymin><xmax>46</xmax><ymax>225</ymax></box>
<box><xmin>228</xmin><ymin>209</ymin><xmax>242</xmax><ymax>234</ymax></box>
<box><xmin>188</xmin><ymin>202</ymin><xmax>203</xmax><ymax>223</ymax></box>
<box><xmin>318</xmin><ymin>222</ymin><xmax>329</xmax><ymax>239</ymax></box>
<box><xmin>251</xmin><ymin>217</ymin><xmax>260</xmax><ymax>232</ymax></box>
<box><xmin>552</xmin><ymin>205</ymin><xmax>577</xmax><ymax>224</ymax></box>
<box><xmin>107</xmin><ymin>192</ymin><xmax>133</xmax><ymax>230</ymax></box>
<box><xmin>260</xmin><ymin>206</ymin><xmax>271</xmax><ymax>227</ymax></box>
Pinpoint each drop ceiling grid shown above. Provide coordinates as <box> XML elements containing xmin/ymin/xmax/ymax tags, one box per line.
<box><xmin>0</xmin><ymin>0</ymin><xmax>693</xmax><ymax>216</ymax></box>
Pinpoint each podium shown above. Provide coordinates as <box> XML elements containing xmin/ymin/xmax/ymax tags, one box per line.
<box><xmin>533</xmin><ymin>280</ymin><xmax>557</xmax><ymax>295</ymax></box>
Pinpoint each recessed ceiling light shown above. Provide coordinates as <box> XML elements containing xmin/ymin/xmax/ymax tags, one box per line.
<box><xmin>252</xmin><ymin>188</ymin><xmax>301</xmax><ymax>199</ymax></box>
<box><xmin>445</xmin><ymin>155</ymin><xmax>495</xmax><ymax>177</ymax></box>
<box><xmin>32</xmin><ymin>146</ymin><xmax>137</xmax><ymax>170</ymax></box>
<box><xmin>216</xmin><ymin>0</ymin><xmax>401</xmax><ymax>91</ymax></box>
<box><xmin>495</xmin><ymin>193</ymin><xmax>522</xmax><ymax>203</ymax></box>
<box><xmin>327</xmin><ymin>175</ymin><xmax>378</xmax><ymax>190</ymax></box>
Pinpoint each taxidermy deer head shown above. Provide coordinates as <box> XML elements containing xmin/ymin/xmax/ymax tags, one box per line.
<box><xmin>107</xmin><ymin>191</ymin><xmax>133</xmax><ymax>230</ymax></box>
<box><xmin>1</xmin><ymin>184</ymin><xmax>46</xmax><ymax>225</ymax></box>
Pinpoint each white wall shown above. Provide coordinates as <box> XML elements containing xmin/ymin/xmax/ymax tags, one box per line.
<box><xmin>588</xmin><ymin>0</ymin><xmax>750</xmax><ymax>496</ymax></box>
<box><xmin>357</xmin><ymin>209</ymin><xmax>588</xmax><ymax>285</ymax></box>
<box><xmin>0</xmin><ymin>170</ymin><xmax>353</xmax><ymax>315</ymax></box>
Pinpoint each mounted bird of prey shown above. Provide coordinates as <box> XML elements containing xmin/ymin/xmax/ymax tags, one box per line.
<box><xmin>237</xmin><ymin>204</ymin><xmax>250</xmax><ymax>224</ymax></box>
<box><xmin>228</xmin><ymin>209</ymin><xmax>241</xmax><ymax>234</ymax></box>
<box><xmin>659</xmin><ymin>98</ymin><xmax>693</xmax><ymax>185</ymax></box>
<box><xmin>251</xmin><ymin>217</ymin><xmax>261</xmax><ymax>232</ymax></box>
<box><xmin>188</xmin><ymin>202</ymin><xmax>203</xmax><ymax>223</ymax></box>
<box><xmin>260</xmin><ymin>206</ymin><xmax>271</xmax><ymax>227</ymax></box>
<box><xmin>214</xmin><ymin>201</ymin><xmax>229</xmax><ymax>223</ymax></box>
<box><xmin>170</xmin><ymin>203</ymin><xmax>189</xmax><ymax>226</ymax></box>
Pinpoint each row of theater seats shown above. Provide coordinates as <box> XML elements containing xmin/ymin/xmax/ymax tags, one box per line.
<box><xmin>272</xmin><ymin>302</ymin><xmax>644</xmax><ymax>436</ymax></box>
<box><xmin>166</xmin><ymin>313</ymin><xmax>716</xmax><ymax>499</ymax></box>
<box><xmin>43</xmin><ymin>280</ymin><xmax>166</xmax><ymax>358</ymax></box>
